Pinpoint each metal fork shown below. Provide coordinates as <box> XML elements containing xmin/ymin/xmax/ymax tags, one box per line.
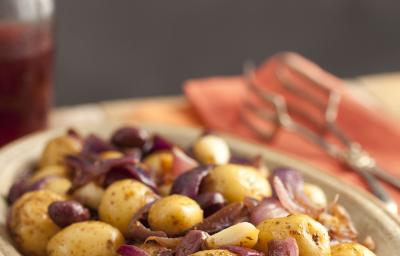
<box><xmin>241</xmin><ymin>61</ymin><xmax>398</xmax><ymax>214</ymax></box>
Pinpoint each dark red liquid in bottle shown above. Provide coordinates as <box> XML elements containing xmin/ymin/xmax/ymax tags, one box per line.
<box><xmin>0</xmin><ymin>22</ymin><xmax>53</xmax><ymax>146</ymax></box>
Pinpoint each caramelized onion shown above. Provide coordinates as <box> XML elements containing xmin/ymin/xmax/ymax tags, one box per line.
<box><xmin>250</xmin><ymin>197</ymin><xmax>289</xmax><ymax>225</ymax></box>
<box><xmin>267</xmin><ymin>238</ymin><xmax>299</xmax><ymax>256</ymax></box>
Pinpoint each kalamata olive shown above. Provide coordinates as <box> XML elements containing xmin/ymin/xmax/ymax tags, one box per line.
<box><xmin>48</xmin><ymin>200</ymin><xmax>90</xmax><ymax>227</ymax></box>
<box><xmin>175</xmin><ymin>230</ymin><xmax>209</xmax><ymax>256</ymax></box>
<box><xmin>111</xmin><ymin>126</ymin><xmax>150</xmax><ymax>149</ymax></box>
<box><xmin>117</xmin><ymin>244</ymin><xmax>150</xmax><ymax>256</ymax></box>
<box><xmin>221</xmin><ymin>246</ymin><xmax>265</xmax><ymax>256</ymax></box>
<box><xmin>267</xmin><ymin>238</ymin><xmax>299</xmax><ymax>256</ymax></box>
<box><xmin>171</xmin><ymin>165</ymin><xmax>211</xmax><ymax>198</ymax></box>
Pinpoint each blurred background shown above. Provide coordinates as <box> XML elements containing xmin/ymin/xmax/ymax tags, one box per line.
<box><xmin>55</xmin><ymin>0</ymin><xmax>400</xmax><ymax>105</ymax></box>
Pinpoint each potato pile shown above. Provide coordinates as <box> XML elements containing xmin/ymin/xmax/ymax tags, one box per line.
<box><xmin>7</xmin><ymin>128</ymin><xmax>376</xmax><ymax>256</ymax></box>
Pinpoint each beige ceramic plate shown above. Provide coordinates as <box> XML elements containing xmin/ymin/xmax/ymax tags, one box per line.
<box><xmin>0</xmin><ymin>122</ymin><xmax>399</xmax><ymax>256</ymax></box>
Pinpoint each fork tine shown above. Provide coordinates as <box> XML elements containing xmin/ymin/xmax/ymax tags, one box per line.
<box><xmin>240</xmin><ymin>100</ymin><xmax>279</xmax><ymax>140</ymax></box>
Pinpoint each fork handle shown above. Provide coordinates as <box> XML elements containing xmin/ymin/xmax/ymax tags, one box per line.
<box><xmin>356</xmin><ymin>169</ymin><xmax>397</xmax><ymax>213</ymax></box>
<box><xmin>369</xmin><ymin>166</ymin><xmax>400</xmax><ymax>190</ymax></box>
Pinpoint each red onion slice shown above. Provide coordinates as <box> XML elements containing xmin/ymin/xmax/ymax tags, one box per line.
<box><xmin>170</xmin><ymin>165</ymin><xmax>211</xmax><ymax>199</ymax></box>
<box><xmin>195</xmin><ymin>202</ymin><xmax>248</xmax><ymax>234</ymax></box>
<box><xmin>81</xmin><ymin>134</ymin><xmax>116</xmax><ymax>157</ymax></box>
<box><xmin>117</xmin><ymin>245</ymin><xmax>149</xmax><ymax>256</ymax></box>
<box><xmin>171</xmin><ymin>147</ymin><xmax>198</xmax><ymax>178</ymax></box>
<box><xmin>175</xmin><ymin>230</ymin><xmax>209</xmax><ymax>256</ymax></box>
<box><xmin>273</xmin><ymin>177</ymin><xmax>306</xmax><ymax>215</ymax></box>
<box><xmin>250</xmin><ymin>197</ymin><xmax>289</xmax><ymax>225</ymax></box>
<box><xmin>196</xmin><ymin>192</ymin><xmax>226</xmax><ymax>216</ymax></box>
<box><xmin>221</xmin><ymin>245</ymin><xmax>265</xmax><ymax>256</ymax></box>
<box><xmin>267</xmin><ymin>238</ymin><xmax>299</xmax><ymax>256</ymax></box>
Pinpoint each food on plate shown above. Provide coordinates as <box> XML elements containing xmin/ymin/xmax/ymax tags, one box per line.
<box><xmin>6</xmin><ymin>126</ymin><xmax>376</xmax><ymax>256</ymax></box>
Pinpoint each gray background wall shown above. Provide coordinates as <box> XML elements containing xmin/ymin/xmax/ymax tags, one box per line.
<box><xmin>54</xmin><ymin>0</ymin><xmax>400</xmax><ymax>106</ymax></box>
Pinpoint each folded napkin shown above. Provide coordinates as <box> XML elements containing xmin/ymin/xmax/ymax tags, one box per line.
<box><xmin>184</xmin><ymin>52</ymin><xmax>400</xmax><ymax>205</ymax></box>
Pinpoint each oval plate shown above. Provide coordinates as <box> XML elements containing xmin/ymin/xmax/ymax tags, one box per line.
<box><xmin>0</xmin><ymin>122</ymin><xmax>399</xmax><ymax>255</ymax></box>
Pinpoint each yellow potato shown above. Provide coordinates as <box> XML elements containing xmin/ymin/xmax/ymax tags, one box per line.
<box><xmin>143</xmin><ymin>150</ymin><xmax>173</xmax><ymax>180</ymax></box>
<box><xmin>148</xmin><ymin>194</ymin><xmax>203</xmax><ymax>236</ymax></box>
<box><xmin>99</xmin><ymin>179</ymin><xmax>158</xmax><ymax>235</ymax></box>
<box><xmin>30</xmin><ymin>165</ymin><xmax>69</xmax><ymax>183</ymax></box>
<box><xmin>304</xmin><ymin>183</ymin><xmax>327</xmax><ymax>207</ymax></box>
<box><xmin>9</xmin><ymin>190</ymin><xmax>64</xmax><ymax>256</ymax></box>
<box><xmin>193</xmin><ymin>135</ymin><xmax>231</xmax><ymax>165</ymax></box>
<box><xmin>99</xmin><ymin>150</ymin><xmax>124</xmax><ymax>160</ymax></box>
<box><xmin>257</xmin><ymin>214</ymin><xmax>330</xmax><ymax>256</ymax></box>
<box><xmin>190</xmin><ymin>249</ymin><xmax>237</xmax><ymax>256</ymax></box>
<box><xmin>202</xmin><ymin>164</ymin><xmax>271</xmax><ymax>202</ymax></box>
<box><xmin>47</xmin><ymin>221</ymin><xmax>124</xmax><ymax>256</ymax></box>
<box><xmin>41</xmin><ymin>177</ymin><xmax>72</xmax><ymax>196</ymax></box>
<box><xmin>73</xmin><ymin>182</ymin><xmax>105</xmax><ymax>209</ymax></box>
<box><xmin>206</xmin><ymin>222</ymin><xmax>259</xmax><ymax>248</ymax></box>
<box><xmin>331</xmin><ymin>243</ymin><xmax>376</xmax><ymax>256</ymax></box>
<box><xmin>40</xmin><ymin>135</ymin><xmax>82</xmax><ymax>166</ymax></box>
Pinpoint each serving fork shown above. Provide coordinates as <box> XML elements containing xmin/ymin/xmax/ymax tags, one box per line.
<box><xmin>240</xmin><ymin>59</ymin><xmax>399</xmax><ymax>214</ymax></box>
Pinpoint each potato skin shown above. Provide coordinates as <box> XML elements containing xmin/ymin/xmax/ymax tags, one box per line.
<box><xmin>148</xmin><ymin>194</ymin><xmax>203</xmax><ymax>236</ymax></box>
<box><xmin>143</xmin><ymin>151</ymin><xmax>173</xmax><ymax>179</ymax></box>
<box><xmin>41</xmin><ymin>177</ymin><xmax>72</xmax><ymax>196</ymax></box>
<box><xmin>30</xmin><ymin>165</ymin><xmax>69</xmax><ymax>183</ymax></box>
<box><xmin>73</xmin><ymin>182</ymin><xmax>105</xmax><ymax>209</ymax></box>
<box><xmin>46</xmin><ymin>221</ymin><xmax>124</xmax><ymax>256</ymax></box>
<box><xmin>202</xmin><ymin>164</ymin><xmax>271</xmax><ymax>202</ymax></box>
<box><xmin>99</xmin><ymin>179</ymin><xmax>158</xmax><ymax>235</ymax></box>
<box><xmin>257</xmin><ymin>214</ymin><xmax>330</xmax><ymax>256</ymax></box>
<box><xmin>9</xmin><ymin>190</ymin><xmax>64</xmax><ymax>256</ymax></box>
<box><xmin>193</xmin><ymin>135</ymin><xmax>231</xmax><ymax>165</ymax></box>
<box><xmin>331</xmin><ymin>243</ymin><xmax>376</xmax><ymax>256</ymax></box>
<box><xmin>190</xmin><ymin>249</ymin><xmax>237</xmax><ymax>256</ymax></box>
<box><xmin>39</xmin><ymin>135</ymin><xmax>82</xmax><ymax>167</ymax></box>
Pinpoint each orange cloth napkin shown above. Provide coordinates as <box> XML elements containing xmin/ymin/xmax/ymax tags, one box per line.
<box><xmin>184</xmin><ymin>52</ymin><xmax>400</xmax><ymax>205</ymax></box>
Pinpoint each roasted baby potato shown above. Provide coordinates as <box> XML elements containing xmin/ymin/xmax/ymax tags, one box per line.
<box><xmin>30</xmin><ymin>165</ymin><xmax>69</xmax><ymax>183</ymax></box>
<box><xmin>39</xmin><ymin>135</ymin><xmax>82</xmax><ymax>166</ymax></box>
<box><xmin>40</xmin><ymin>176</ymin><xmax>72</xmax><ymax>196</ymax></box>
<box><xmin>143</xmin><ymin>150</ymin><xmax>173</xmax><ymax>180</ymax></box>
<box><xmin>257</xmin><ymin>214</ymin><xmax>331</xmax><ymax>256</ymax></box>
<box><xmin>190</xmin><ymin>249</ymin><xmax>237</xmax><ymax>256</ymax></box>
<box><xmin>47</xmin><ymin>221</ymin><xmax>124</xmax><ymax>256</ymax></box>
<box><xmin>148</xmin><ymin>194</ymin><xmax>203</xmax><ymax>236</ymax></box>
<box><xmin>99</xmin><ymin>179</ymin><xmax>158</xmax><ymax>235</ymax></box>
<box><xmin>331</xmin><ymin>242</ymin><xmax>376</xmax><ymax>256</ymax></box>
<box><xmin>193</xmin><ymin>134</ymin><xmax>231</xmax><ymax>165</ymax></box>
<box><xmin>73</xmin><ymin>182</ymin><xmax>105</xmax><ymax>210</ymax></box>
<box><xmin>202</xmin><ymin>164</ymin><xmax>271</xmax><ymax>202</ymax></box>
<box><xmin>9</xmin><ymin>190</ymin><xmax>64</xmax><ymax>256</ymax></box>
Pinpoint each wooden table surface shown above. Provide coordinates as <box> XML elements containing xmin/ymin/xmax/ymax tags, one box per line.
<box><xmin>50</xmin><ymin>72</ymin><xmax>400</xmax><ymax>127</ymax></box>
